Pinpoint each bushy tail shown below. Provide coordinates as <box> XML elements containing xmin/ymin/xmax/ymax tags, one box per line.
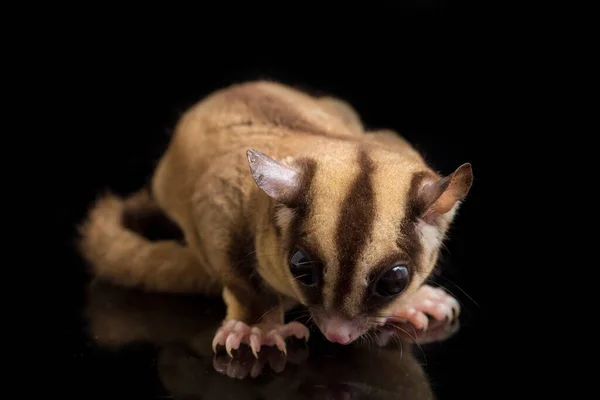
<box><xmin>77</xmin><ymin>188</ymin><xmax>221</xmax><ymax>295</ymax></box>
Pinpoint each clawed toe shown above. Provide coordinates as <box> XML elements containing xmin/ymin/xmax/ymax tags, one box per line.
<box><xmin>277</xmin><ymin>321</ymin><xmax>310</xmax><ymax>341</ymax></box>
<box><xmin>249</xmin><ymin>330</ymin><xmax>261</xmax><ymax>358</ymax></box>
<box><xmin>212</xmin><ymin>320</ymin><xmax>309</xmax><ymax>359</ymax></box>
<box><xmin>212</xmin><ymin>320</ymin><xmax>253</xmax><ymax>357</ymax></box>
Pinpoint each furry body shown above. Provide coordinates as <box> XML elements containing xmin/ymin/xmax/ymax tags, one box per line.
<box><xmin>79</xmin><ymin>81</ymin><xmax>472</xmax><ymax>354</ymax></box>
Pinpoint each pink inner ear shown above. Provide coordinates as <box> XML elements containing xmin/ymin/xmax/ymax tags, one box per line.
<box><xmin>432</xmin><ymin>187</ymin><xmax>461</xmax><ymax>214</ymax></box>
<box><xmin>256</xmin><ymin>166</ymin><xmax>299</xmax><ymax>197</ymax></box>
<box><xmin>247</xmin><ymin>149</ymin><xmax>301</xmax><ymax>202</ymax></box>
<box><xmin>420</xmin><ymin>163</ymin><xmax>473</xmax><ymax>222</ymax></box>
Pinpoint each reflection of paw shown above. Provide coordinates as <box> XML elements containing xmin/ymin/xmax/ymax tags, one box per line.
<box><xmin>387</xmin><ymin>285</ymin><xmax>460</xmax><ymax>331</ymax></box>
<box><xmin>212</xmin><ymin>340</ymin><xmax>310</xmax><ymax>379</ymax></box>
<box><xmin>211</xmin><ymin>319</ymin><xmax>309</xmax><ymax>358</ymax></box>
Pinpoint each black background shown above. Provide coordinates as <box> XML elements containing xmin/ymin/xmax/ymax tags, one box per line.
<box><xmin>44</xmin><ymin>3</ymin><xmax>528</xmax><ymax>398</ymax></box>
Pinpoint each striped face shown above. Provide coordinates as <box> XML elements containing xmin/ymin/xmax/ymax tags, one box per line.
<box><xmin>247</xmin><ymin>148</ymin><xmax>472</xmax><ymax>344</ymax></box>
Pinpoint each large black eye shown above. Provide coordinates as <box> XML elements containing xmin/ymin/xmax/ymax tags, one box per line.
<box><xmin>289</xmin><ymin>247</ymin><xmax>318</xmax><ymax>286</ymax></box>
<box><xmin>374</xmin><ymin>266</ymin><xmax>409</xmax><ymax>297</ymax></box>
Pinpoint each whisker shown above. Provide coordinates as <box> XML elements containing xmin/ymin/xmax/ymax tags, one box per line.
<box><xmin>255</xmin><ymin>305</ymin><xmax>281</xmax><ymax>323</ymax></box>
<box><xmin>440</xmin><ymin>241</ymin><xmax>450</xmax><ymax>253</ymax></box>
<box><xmin>382</xmin><ymin>321</ymin><xmax>418</xmax><ymax>342</ymax></box>
<box><xmin>294</xmin><ymin>261</ymin><xmax>318</xmax><ymax>266</ymax></box>
<box><xmin>392</xmin><ymin>333</ymin><xmax>403</xmax><ymax>359</ymax></box>
<box><xmin>433</xmin><ymin>276</ymin><xmax>479</xmax><ymax>308</ymax></box>
<box><xmin>373</xmin><ymin>329</ymin><xmax>386</xmax><ymax>354</ymax></box>
<box><xmin>289</xmin><ymin>312</ymin><xmax>311</xmax><ymax>323</ymax></box>
<box><xmin>367</xmin><ymin>313</ymin><xmax>412</xmax><ymax>322</ymax></box>
<box><xmin>232</xmin><ymin>250</ymin><xmax>258</xmax><ymax>268</ymax></box>
<box><xmin>424</xmin><ymin>281</ymin><xmax>467</xmax><ymax>311</ymax></box>
<box><xmin>383</xmin><ymin>321</ymin><xmax>426</xmax><ymax>365</ymax></box>
<box><xmin>292</xmin><ymin>273</ymin><xmax>313</xmax><ymax>280</ymax></box>
<box><xmin>306</xmin><ymin>315</ymin><xmax>313</xmax><ymax>325</ymax></box>
<box><xmin>372</xmin><ymin>329</ymin><xmax>381</xmax><ymax>351</ymax></box>
<box><xmin>284</xmin><ymin>308</ymin><xmax>311</xmax><ymax>314</ymax></box>
<box><xmin>288</xmin><ymin>310</ymin><xmax>310</xmax><ymax>317</ymax></box>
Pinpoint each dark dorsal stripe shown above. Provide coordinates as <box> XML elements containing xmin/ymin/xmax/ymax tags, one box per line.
<box><xmin>221</xmin><ymin>83</ymin><xmax>370</xmax><ymax>144</ymax></box>
<box><xmin>332</xmin><ymin>149</ymin><xmax>376</xmax><ymax>313</ymax></box>
<box><xmin>223</xmin><ymin>85</ymin><xmax>333</xmax><ymax>138</ymax></box>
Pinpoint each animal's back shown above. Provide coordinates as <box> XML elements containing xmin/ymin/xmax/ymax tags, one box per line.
<box><xmin>152</xmin><ymin>82</ymin><xmax>351</xmax><ymax>223</ymax></box>
<box><xmin>156</xmin><ymin>80</ymin><xmax>367</xmax><ymax>168</ymax></box>
<box><xmin>151</xmin><ymin>80</ymin><xmax>420</xmax><ymax>217</ymax></box>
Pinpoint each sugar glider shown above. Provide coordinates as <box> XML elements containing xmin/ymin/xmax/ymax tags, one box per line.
<box><xmin>78</xmin><ymin>80</ymin><xmax>473</xmax><ymax>357</ymax></box>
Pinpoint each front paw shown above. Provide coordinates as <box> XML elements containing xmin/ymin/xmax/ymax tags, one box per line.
<box><xmin>211</xmin><ymin>319</ymin><xmax>309</xmax><ymax>358</ymax></box>
<box><xmin>387</xmin><ymin>285</ymin><xmax>460</xmax><ymax>331</ymax></box>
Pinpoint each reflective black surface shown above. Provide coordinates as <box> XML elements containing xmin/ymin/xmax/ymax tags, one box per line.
<box><xmin>51</xmin><ymin>7</ymin><xmax>511</xmax><ymax>398</ymax></box>
<box><xmin>82</xmin><ymin>282</ymin><xmax>448</xmax><ymax>396</ymax></box>
<box><xmin>70</xmin><ymin>280</ymin><xmax>483</xmax><ymax>399</ymax></box>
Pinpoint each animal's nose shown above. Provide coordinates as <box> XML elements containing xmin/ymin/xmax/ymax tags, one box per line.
<box><xmin>324</xmin><ymin>331</ymin><xmax>351</xmax><ymax>344</ymax></box>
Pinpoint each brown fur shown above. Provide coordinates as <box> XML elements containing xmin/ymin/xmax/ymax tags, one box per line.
<box><xmin>78</xmin><ymin>80</ymin><xmax>473</xmax><ymax>339</ymax></box>
<box><xmin>78</xmin><ymin>189</ymin><xmax>221</xmax><ymax>295</ymax></box>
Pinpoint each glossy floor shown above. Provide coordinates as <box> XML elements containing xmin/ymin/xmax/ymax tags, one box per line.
<box><xmin>68</xmin><ymin>276</ymin><xmax>494</xmax><ymax>399</ymax></box>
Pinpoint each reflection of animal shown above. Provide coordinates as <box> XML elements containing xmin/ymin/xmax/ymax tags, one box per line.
<box><xmin>78</xmin><ymin>80</ymin><xmax>473</xmax><ymax>357</ymax></box>
<box><xmin>85</xmin><ymin>281</ymin><xmax>436</xmax><ymax>400</ymax></box>
<box><xmin>159</xmin><ymin>342</ymin><xmax>435</xmax><ymax>400</ymax></box>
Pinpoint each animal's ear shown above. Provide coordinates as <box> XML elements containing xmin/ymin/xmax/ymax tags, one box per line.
<box><xmin>420</xmin><ymin>163</ymin><xmax>473</xmax><ymax>222</ymax></box>
<box><xmin>246</xmin><ymin>149</ymin><xmax>304</xmax><ymax>205</ymax></box>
